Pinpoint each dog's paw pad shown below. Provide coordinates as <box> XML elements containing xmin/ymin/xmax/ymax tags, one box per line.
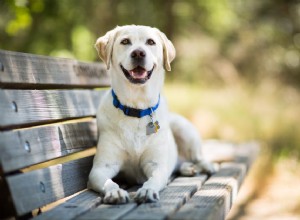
<box><xmin>134</xmin><ymin>188</ymin><xmax>159</xmax><ymax>203</ymax></box>
<box><xmin>104</xmin><ymin>188</ymin><xmax>130</xmax><ymax>204</ymax></box>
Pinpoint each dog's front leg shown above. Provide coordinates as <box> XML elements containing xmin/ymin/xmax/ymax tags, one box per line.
<box><xmin>134</xmin><ymin>151</ymin><xmax>170</xmax><ymax>203</ymax></box>
<box><xmin>89</xmin><ymin>165</ymin><xmax>129</xmax><ymax>204</ymax></box>
<box><xmin>88</xmin><ymin>149</ymin><xmax>130</xmax><ymax>204</ymax></box>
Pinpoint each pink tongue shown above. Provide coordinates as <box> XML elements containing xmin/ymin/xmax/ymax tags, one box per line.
<box><xmin>129</xmin><ymin>67</ymin><xmax>147</xmax><ymax>79</ymax></box>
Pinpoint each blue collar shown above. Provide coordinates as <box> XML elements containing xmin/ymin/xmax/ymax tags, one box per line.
<box><xmin>111</xmin><ymin>89</ymin><xmax>160</xmax><ymax>118</ymax></box>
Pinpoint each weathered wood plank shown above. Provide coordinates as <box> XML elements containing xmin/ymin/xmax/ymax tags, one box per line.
<box><xmin>0</xmin><ymin>89</ymin><xmax>106</xmax><ymax>130</ymax></box>
<box><xmin>6</xmin><ymin>156</ymin><xmax>94</xmax><ymax>216</ymax></box>
<box><xmin>121</xmin><ymin>176</ymin><xmax>207</xmax><ymax>220</ymax></box>
<box><xmin>0</xmin><ymin>120</ymin><xmax>97</xmax><ymax>173</ymax></box>
<box><xmin>170</xmin><ymin>163</ymin><xmax>247</xmax><ymax>220</ymax></box>
<box><xmin>0</xmin><ymin>50</ymin><xmax>109</xmax><ymax>89</ymax></box>
<box><xmin>76</xmin><ymin>203</ymin><xmax>137</xmax><ymax>220</ymax></box>
<box><xmin>34</xmin><ymin>190</ymin><xmax>101</xmax><ymax>220</ymax></box>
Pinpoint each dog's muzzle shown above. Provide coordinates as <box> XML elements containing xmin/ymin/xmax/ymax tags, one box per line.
<box><xmin>120</xmin><ymin>65</ymin><xmax>154</xmax><ymax>84</ymax></box>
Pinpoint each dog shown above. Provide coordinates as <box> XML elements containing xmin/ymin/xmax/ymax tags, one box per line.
<box><xmin>88</xmin><ymin>25</ymin><xmax>215</xmax><ymax>204</ymax></box>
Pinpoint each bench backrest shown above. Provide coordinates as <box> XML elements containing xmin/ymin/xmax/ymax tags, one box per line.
<box><xmin>0</xmin><ymin>50</ymin><xmax>109</xmax><ymax>218</ymax></box>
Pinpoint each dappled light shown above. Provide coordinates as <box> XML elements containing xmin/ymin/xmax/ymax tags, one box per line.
<box><xmin>1</xmin><ymin>0</ymin><xmax>299</xmax><ymax>219</ymax></box>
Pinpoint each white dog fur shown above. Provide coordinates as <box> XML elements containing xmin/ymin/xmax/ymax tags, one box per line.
<box><xmin>88</xmin><ymin>25</ymin><xmax>215</xmax><ymax>204</ymax></box>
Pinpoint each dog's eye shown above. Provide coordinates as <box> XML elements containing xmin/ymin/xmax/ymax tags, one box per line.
<box><xmin>120</xmin><ymin>38</ymin><xmax>131</xmax><ymax>45</ymax></box>
<box><xmin>146</xmin><ymin>39</ymin><xmax>156</xmax><ymax>45</ymax></box>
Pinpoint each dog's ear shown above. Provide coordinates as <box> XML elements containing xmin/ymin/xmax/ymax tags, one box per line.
<box><xmin>156</xmin><ymin>29</ymin><xmax>176</xmax><ymax>71</ymax></box>
<box><xmin>95</xmin><ymin>27</ymin><xmax>119</xmax><ymax>70</ymax></box>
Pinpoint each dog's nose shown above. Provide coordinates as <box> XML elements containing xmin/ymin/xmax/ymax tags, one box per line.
<box><xmin>131</xmin><ymin>49</ymin><xmax>146</xmax><ymax>59</ymax></box>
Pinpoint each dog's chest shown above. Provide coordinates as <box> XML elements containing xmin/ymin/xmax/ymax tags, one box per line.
<box><xmin>118</xmin><ymin>117</ymin><xmax>150</xmax><ymax>153</ymax></box>
<box><xmin>118</xmin><ymin>118</ymin><xmax>150</xmax><ymax>182</ymax></box>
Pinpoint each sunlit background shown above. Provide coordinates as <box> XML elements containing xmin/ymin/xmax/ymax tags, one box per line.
<box><xmin>1</xmin><ymin>0</ymin><xmax>300</xmax><ymax>219</ymax></box>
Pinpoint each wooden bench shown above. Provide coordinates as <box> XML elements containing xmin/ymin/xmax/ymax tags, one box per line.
<box><xmin>0</xmin><ymin>49</ymin><xmax>259</xmax><ymax>220</ymax></box>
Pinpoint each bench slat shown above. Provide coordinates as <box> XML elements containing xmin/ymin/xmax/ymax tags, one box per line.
<box><xmin>121</xmin><ymin>176</ymin><xmax>207</xmax><ymax>220</ymax></box>
<box><xmin>76</xmin><ymin>203</ymin><xmax>137</xmax><ymax>220</ymax></box>
<box><xmin>170</xmin><ymin>163</ymin><xmax>246</xmax><ymax>220</ymax></box>
<box><xmin>0</xmin><ymin>120</ymin><xmax>97</xmax><ymax>173</ymax></box>
<box><xmin>34</xmin><ymin>176</ymin><xmax>206</xmax><ymax>220</ymax></box>
<box><xmin>0</xmin><ymin>89</ymin><xmax>106</xmax><ymax>130</ymax></box>
<box><xmin>0</xmin><ymin>50</ymin><xmax>109</xmax><ymax>89</ymax></box>
<box><xmin>6</xmin><ymin>156</ymin><xmax>94</xmax><ymax>216</ymax></box>
<box><xmin>34</xmin><ymin>190</ymin><xmax>101</xmax><ymax>220</ymax></box>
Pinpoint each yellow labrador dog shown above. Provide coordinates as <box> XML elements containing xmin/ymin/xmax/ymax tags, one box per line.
<box><xmin>88</xmin><ymin>25</ymin><xmax>215</xmax><ymax>204</ymax></box>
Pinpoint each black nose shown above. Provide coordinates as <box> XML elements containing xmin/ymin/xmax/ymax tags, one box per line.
<box><xmin>131</xmin><ymin>49</ymin><xmax>146</xmax><ymax>59</ymax></box>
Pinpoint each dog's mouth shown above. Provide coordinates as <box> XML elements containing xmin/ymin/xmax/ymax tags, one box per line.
<box><xmin>120</xmin><ymin>65</ymin><xmax>154</xmax><ymax>84</ymax></box>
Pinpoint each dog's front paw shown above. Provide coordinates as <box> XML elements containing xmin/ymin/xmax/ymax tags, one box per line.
<box><xmin>103</xmin><ymin>188</ymin><xmax>130</xmax><ymax>204</ymax></box>
<box><xmin>134</xmin><ymin>188</ymin><xmax>160</xmax><ymax>203</ymax></box>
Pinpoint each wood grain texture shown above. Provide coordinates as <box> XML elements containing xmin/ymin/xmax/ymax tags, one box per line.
<box><xmin>0</xmin><ymin>89</ymin><xmax>106</xmax><ymax>130</ymax></box>
<box><xmin>170</xmin><ymin>163</ymin><xmax>247</xmax><ymax>220</ymax></box>
<box><xmin>121</xmin><ymin>176</ymin><xmax>207</xmax><ymax>220</ymax></box>
<box><xmin>6</xmin><ymin>156</ymin><xmax>94</xmax><ymax>216</ymax></box>
<box><xmin>76</xmin><ymin>203</ymin><xmax>137</xmax><ymax>220</ymax></box>
<box><xmin>0</xmin><ymin>50</ymin><xmax>110</xmax><ymax>89</ymax></box>
<box><xmin>0</xmin><ymin>120</ymin><xmax>97</xmax><ymax>173</ymax></box>
<box><xmin>34</xmin><ymin>190</ymin><xmax>101</xmax><ymax>220</ymax></box>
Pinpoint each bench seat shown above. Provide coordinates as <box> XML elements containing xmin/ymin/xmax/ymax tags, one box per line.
<box><xmin>0</xmin><ymin>50</ymin><xmax>258</xmax><ymax>220</ymax></box>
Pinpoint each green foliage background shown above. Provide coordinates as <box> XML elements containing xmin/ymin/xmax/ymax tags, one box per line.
<box><xmin>1</xmin><ymin>0</ymin><xmax>299</xmax><ymax>86</ymax></box>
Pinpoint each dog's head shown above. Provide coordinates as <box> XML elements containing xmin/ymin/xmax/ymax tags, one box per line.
<box><xmin>95</xmin><ymin>25</ymin><xmax>176</xmax><ymax>85</ymax></box>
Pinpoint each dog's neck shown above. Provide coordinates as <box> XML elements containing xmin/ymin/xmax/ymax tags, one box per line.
<box><xmin>110</xmin><ymin>66</ymin><xmax>164</xmax><ymax>110</ymax></box>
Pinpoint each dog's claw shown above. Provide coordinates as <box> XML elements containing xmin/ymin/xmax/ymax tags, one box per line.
<box><xmin>134</xmin><ymin>188</ymin><xmax>160</xmax><ymax>203</ymax></box>
<box><xmin>103</xmin><ymin>188</ymin><xmax>130</xmax><ymax>204</ymax></box>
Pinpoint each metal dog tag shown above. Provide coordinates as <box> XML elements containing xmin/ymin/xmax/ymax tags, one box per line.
<box><xmin>146</xmin><ymin>121</ymin><xmax>160</xmax><ymax>135</ymax></box>
<box><xmin>154</xmin><ymin>121</ymin><xmax>160</xmax><ymax>130</ymax></box>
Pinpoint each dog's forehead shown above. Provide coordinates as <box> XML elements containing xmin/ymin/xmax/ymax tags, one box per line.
<box><xmin>118</xmin><ymin>26</ymin><xmax>158</xmax><ymax>40</ymax></box>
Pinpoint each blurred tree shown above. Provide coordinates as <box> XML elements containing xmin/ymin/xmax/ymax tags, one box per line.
<box><xmin>0</xmin><ymin>0</ymin><xmax>299</xmax><ymax>86</ymax></box>
<box><xmin>223</xmin><ymin>0</ymin><xmax>300</xmax><ymax>86</ymax></box>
